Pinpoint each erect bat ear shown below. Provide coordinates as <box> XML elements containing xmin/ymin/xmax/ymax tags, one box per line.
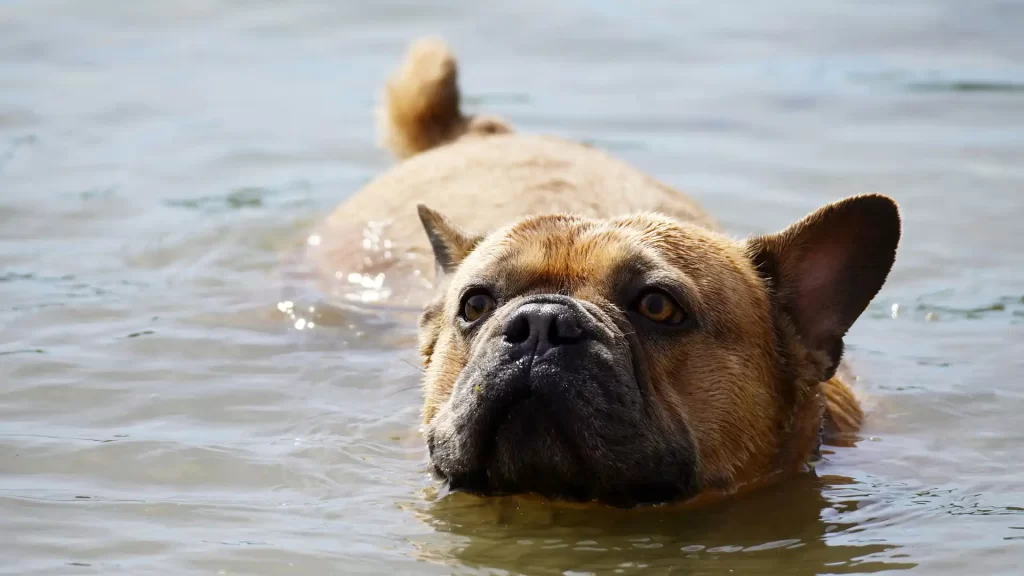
<box><xmin>416</xmin><ymin>204</ymin><xmax>483</xmax><ymax>274</ymax></box>
<box><xmin>747</xmin><ymin>194</ymin><xmax>901</xmax><ymax>380</ymax></box>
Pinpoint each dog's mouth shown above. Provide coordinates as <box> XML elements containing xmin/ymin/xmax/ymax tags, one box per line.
<box><xmin>436</xmin><ymin>386</ymin><xmax>597</xmax><ymax>500</ymax></box>
<box><xmin>427</xmin><ymin>360</ymin><xmax>700</xmax><ymax>507</ymax></box>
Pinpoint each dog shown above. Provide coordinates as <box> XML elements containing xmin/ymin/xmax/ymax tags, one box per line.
<box><xmin>313</xmin><ymin>38</ymin><xmax>900</xmax><ymax>507</ymax></box>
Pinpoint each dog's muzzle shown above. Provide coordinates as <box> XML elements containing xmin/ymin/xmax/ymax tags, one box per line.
<box><xmin>426</xmin><ymin>294</ymin><xmax>699</xmax><ymax>506</ymax></box>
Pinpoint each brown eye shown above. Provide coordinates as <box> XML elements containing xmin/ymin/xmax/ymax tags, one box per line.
<box><xmin>462</xmin><ymin>293</ymin><xmax>496</xmax><ymax>322</ymax></box>
<box><xmin>636</xmin><ymin>291</ymin><xmax>685</xmax><ymax>325</ymax></box>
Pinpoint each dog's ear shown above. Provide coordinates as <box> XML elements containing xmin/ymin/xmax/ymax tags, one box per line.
<box><xmin>747</xmin><ymin>194</ymin><xmax>901</xmax><ymax>380</ymax></box>
<box><xmin>417</xmin><ymin>204</ymin><xmax>483</xmax><ymax>273</ymax></box>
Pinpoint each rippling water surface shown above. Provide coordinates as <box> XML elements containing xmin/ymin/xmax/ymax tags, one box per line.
<box><xmin>2</xmin><ymin>1</ymin><xmax>1023</xmax><ymax>574</ymax></box>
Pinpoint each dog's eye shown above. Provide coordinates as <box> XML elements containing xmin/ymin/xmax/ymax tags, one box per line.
<box><xmin>462</xmin><ymin>292</ymin><xmax>496</xmax><ymax>322</ymax></box>
<box><xmin>636</xmin><ymin>291</ymin><xmax>686</xmax><ymax>325</ymax></box>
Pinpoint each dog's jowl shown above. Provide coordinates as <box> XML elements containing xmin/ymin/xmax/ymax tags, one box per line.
<box><xmin>320</xmin><ymin>38</ymin><xmax>901</xmax><ymax>506</ymax></box>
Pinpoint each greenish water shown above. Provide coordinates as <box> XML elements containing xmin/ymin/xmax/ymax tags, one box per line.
<box><xmin>2</xmin><ymin>1</ymin><xmax>1023</xmax><ymax>574</ymax></box>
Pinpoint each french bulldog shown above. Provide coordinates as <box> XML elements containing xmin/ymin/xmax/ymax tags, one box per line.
<box><xmin>313</xmin><ymin>38</ymin><xmax>900</xmax><ymax>507</ymax></box>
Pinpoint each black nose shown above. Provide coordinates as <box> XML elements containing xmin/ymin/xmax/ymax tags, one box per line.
<box><xmin>502</xmin><ymin>300</ymin><xmax>587</xmax><ymax>355</ymax></box>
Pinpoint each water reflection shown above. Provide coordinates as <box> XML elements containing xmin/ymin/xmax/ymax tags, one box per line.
<box><xmin>408</xmin><ymin>473</ymin><xmax>916</xmax><ymax>574</ymax></box>
<box><xmin>308</xmin><ymin>218</ymin><xmax>436</xmax><ymax>306</ymax></box>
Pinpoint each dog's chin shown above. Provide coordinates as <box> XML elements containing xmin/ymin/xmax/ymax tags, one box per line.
<box><xmin>426</xmin><ymin>344</ymin><xmax>700</xmax><ymax>507</ymax></box>
<box><xmin>442</xmin><ymin>395</ymin><xmax>595</xmax><ymax>501</ymax></box>
<box><xmin>437</xmin><ymin>410</ymin><xmax>694</xmax><ymax>507</ymax></box>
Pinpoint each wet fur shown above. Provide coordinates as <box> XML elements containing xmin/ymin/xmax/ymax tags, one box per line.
<box><xmin>320</xmin><ymin>39</ymin><xmax>898</xmax><ymax>503</ymax></box>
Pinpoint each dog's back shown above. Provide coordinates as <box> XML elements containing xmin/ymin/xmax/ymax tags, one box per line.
<box><xmin>313</xmin><ymin>39</ymin><xmax>709</xmax><ymax>306</ymax></box>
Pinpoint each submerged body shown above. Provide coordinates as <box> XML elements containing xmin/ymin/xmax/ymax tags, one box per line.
<box><xmin>317</xmin><ymin>38</ymin><xmax>898</xmax><ymax>505</ymax></box>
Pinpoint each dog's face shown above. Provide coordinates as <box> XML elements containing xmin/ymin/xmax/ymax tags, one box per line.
<box><xmin>416</xmin><ymin>195</ymin><xmax>900</xmax><ymax>506</ymax></box>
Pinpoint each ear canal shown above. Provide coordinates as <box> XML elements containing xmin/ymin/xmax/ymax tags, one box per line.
<box><xmin>748</xmin><ymin>194</ymin><xmax>901</xmax><ymax>379</ymax></box>
<box><xmin>416</xmin><ymin>204</ymin><xmax>483</xmax><ymax>274</ymax></box>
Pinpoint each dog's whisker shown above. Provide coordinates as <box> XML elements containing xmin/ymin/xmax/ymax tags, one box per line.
<box><xmin>398</xmin><ymin>356</ymin><xmax>426</xmax><ymax>374</ymax></box>
<box><xmin>382</xmin><ymin>383</ymin><xmax>421</xmax><ymax>398</ymax></box>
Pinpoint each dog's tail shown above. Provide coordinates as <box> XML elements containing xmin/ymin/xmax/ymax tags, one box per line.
<box><xmin>378</xmin><ymin>38</ymin><xmax>512</xmax><ymax>160</ymax></box>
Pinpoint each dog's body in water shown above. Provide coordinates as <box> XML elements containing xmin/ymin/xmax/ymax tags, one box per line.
<box><xmin>314</xmin><ymin>39</ymin><xmax>901</xmax><ymax>507</ymax></box>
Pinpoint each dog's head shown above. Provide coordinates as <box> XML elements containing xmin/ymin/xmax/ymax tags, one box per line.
<box><xmin>416</xmin><ymin>195</ymin><xmax>900</xmax><ymax>506</ymax></box>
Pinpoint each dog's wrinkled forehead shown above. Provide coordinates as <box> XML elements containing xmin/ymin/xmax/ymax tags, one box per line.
<box><xmin>453</xmin><ymin>213</ymin><xmax>753</xmax><ymax>318</ymax></box>
<box><xmin>468</xmin><ymin>214</ymin><xmax>653</xmax><ymax>294</ymax></box>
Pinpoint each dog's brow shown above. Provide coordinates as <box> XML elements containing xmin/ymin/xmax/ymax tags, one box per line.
<box><xmin>608</xmin><ymin>257</ymin><xmax>656</xmax><ymax>287</ymax></box>
<box><xmin>480</xmin><ymin>228</ymin><xmax>641</xmax><ymax>297</ymax></box>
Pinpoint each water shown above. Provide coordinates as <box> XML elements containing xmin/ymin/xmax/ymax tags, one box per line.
<box><xmin>2</xmin><ymin>0</ymin><xmax>1023</xmax><ymax>574</ymax></box>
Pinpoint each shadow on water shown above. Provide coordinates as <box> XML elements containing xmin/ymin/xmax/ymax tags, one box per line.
<box><xmin>403</xmin><ymin>472</ymin><xmax>916</xmax><ymax>575</ymax></box>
